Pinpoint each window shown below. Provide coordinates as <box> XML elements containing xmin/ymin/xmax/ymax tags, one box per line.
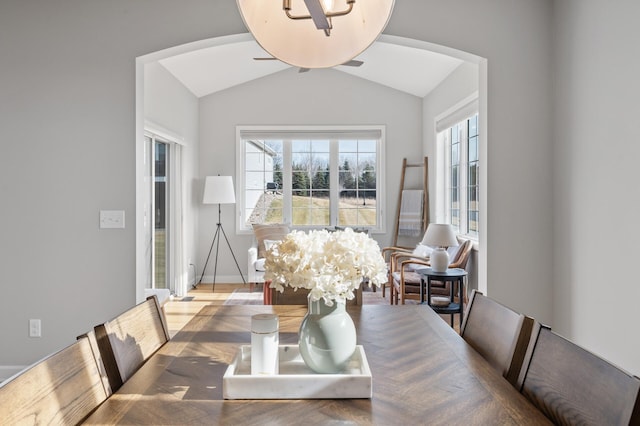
<box><xmin>440</xmin><ymin>114</ymin><xmax>479</xmax><ymax>238</ymax></box>
<box><xmin>237</xmin><ymin>126</ymin><xmax>385</xmax><ymax>233</ymax></box>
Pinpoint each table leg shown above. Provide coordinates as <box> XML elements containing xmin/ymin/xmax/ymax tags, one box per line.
<box><xmin>459</xmin><ymin>278</ymin><xmax>464</xmax><ymax>330</ymax></box>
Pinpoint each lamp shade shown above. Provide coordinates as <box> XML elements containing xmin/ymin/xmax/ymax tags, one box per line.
<box><xmin>237</xmin><ymin>0</ymin><xmax>395</xmax><ymax>69</ymax></box>
<box><xmin>421</xmin><ymin>224</ymin><xmax>458</xmax><ymax>248</ymax></box>
<box><xmin>203</xmin><ymin>176</ymin><xmax>236</xmax><ymax>205</ymax></box>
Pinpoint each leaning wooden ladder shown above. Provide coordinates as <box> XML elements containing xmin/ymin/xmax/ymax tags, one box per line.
<box><xmin>393</xmin><ymin>157</ymin><xmax>429</xmax><ymax>247</ymax></box>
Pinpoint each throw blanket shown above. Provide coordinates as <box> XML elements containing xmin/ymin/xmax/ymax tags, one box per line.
<box><xmin>398</xmin><ymin>189</ymin><xmax>423</xmax><ymax>236</ymax></box>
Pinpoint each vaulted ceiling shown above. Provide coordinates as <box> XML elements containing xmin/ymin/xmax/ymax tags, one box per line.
<box><xmin>158</xmin><ymin>36</ymin><xmax>465</xmax><ymax>99</ymax></box>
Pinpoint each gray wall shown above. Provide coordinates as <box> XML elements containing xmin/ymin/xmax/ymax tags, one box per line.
<box><xmin>3</xmin><ymin>0</ymin><xmax>637</xmax><ymax>377</ymax></box>
<box><xmin>552</xmin><ymin>0</ymin><xmax>640</xmax><ymax>374</ymax></box>
<box><xmin>197</xmin><ymin>67</ymin><xmax>423</xmax><ymax>282</ymax></box>
<box><xmin>0</xmin><ymin>0</ymin><xmax>244</xmax><ymax>373</ymax></box>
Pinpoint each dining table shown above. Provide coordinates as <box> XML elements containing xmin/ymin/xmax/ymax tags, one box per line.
<box><xmin>82</xmin><ymin>304</ymin><xmax>551</xmax><ymax>425</ymax></box>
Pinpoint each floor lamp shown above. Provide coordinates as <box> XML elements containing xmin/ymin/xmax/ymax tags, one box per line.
<box><xmin>198</xmin><ymin>176</ymin><xmax>246</xmax><ymax>292</ymax></box>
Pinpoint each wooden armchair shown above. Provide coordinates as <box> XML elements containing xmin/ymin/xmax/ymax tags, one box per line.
<box><xmin>381</xmin><ymin>245</ymin><xmax>414</xmax><ymax>299</ymax></box>
<box><xmin>517</xmin><ymin>323</ymin><xmax>640</xmax><ymax>425</ymax></box>
<box><xmin>0</xmin><ymin>336</ymin><xmax>111</xmax><ymax>425</ymax></box>
<box><xmin>94</xmin><ymin>295</ymin><xmax>170</xmax><ymax>392</ymax></box>
<box><xmin>390</xmin><ymin>239</ymin><xmax>473</xmax><ymax>305</ymax></box>
<box><xmin>460</xmin><ymin>290</ymin><xmax>535</xmax><ymax>387</ymax></box>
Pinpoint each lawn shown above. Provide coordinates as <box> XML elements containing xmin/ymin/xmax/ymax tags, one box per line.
<box><xmin>265</xmin><ymin>195</ymin><xmax>376</xmax><ymax>226</ymax></box>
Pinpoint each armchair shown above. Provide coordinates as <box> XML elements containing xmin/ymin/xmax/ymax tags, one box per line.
<box><xmin>390</xmin><ymin>239</ymin><xmax>473</xmax><ymax>305</ymax></box>
<box><xmin>248</xmin><ymin>242</ymin><xmax>266</xmax><ymax>292</ymax></box>
<box><xmin>247</xmin><ymin>223</ymin><xmax>290</xmax><ymax>292</ymax></box>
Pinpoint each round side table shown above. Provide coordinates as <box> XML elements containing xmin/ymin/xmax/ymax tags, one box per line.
<box><xmin>418</xmin><ymin>267</ymin><xmax>467</xmax><ymax>329</ymax></box>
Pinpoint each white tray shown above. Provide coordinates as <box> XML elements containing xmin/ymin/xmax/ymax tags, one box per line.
<box><xmin>223</xmin><ymin>345</ymin><xmax>372</xmax><ymax>399</ymax></box>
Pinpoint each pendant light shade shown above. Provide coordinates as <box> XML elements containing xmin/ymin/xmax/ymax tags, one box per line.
<box><xmin>237</xmin><ymin>0</ymin><xmax>395</xmax><ymax>69</ymax></box>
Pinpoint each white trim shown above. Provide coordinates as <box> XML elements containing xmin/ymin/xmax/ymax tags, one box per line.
<box><xmin>435</xmin><ymin>92</ymin><xmax>479</xmax><ymax>133</ymax></box>
<box><xmin>478</xmin><ymin>58</ymin><xmax>488</xmax><ymax>295</ymax></box>
<box><xmin>236</xmin><ymin>125</ymin><xmax>386</xmax><ymax>234</ymax></box>
<box><xmin>145</xmin><ymin>119</ymin><xmax>186</xmax><ymax>146</ymax></box>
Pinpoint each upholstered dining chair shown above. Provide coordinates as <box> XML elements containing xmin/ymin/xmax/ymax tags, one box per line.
<box><xmin>460</xmin><ymin>290</ymin><xmax>535</xmax><ymax>387</ymax></box>
<box><xmin>517</xmin><ymin>323</ymin><xmax>640</xmax><ymax>425</ymax></box>
<box><xmin>94</xmin><ymin>295</ymin><xmax>170</xmax><ymax>392</ymax></box>
<box><xmin>0</xmin><ymin>336</ymin><xmax>111</xmax><ymax>425</ymax></box>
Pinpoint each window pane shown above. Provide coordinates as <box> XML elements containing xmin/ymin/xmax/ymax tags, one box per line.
<box><xmin>339</xmin><ymin>140</ymin><xmax>357</xmax><ymax>152</ymax></box>
<box><xmin>359</xmin><ymin>167</ymin><xmax>376</xmax><ymax>190</ymax></box>
<box><xmin>451</xmin><ymin>210</ymin><xmax>460</xmax><ymax>228</ymax></box>
<box><xmin>469</xmin><ymin>136</ymin><xmax>478</xmax><ymax>162</ymax></box>
<box><xmin>311</xmin><ymin>168</ymin><xmax>330</xmax><ymax>191</ymax></box>
<box><xmin>468</xmin><ymin>186</ymin><xmax>479</xmax><ymax>208</ymax></box>
<box><xmin>246</xmin><ymin>193</ymin><xmax>284</xmax><ymax>225</ymax></box>
<box><xmin>450</xmin><ymin>188</ymin><xmax>459</xmax><ymax>205</ymax></box>
<box><xmin>451</xmin><ymin>143</ymin><xmax>459</xmax><ymax>165</ymax></box>
<box><xmin>469</xmin><ymin>115</ymin><xmax>478</xmax><ymax>136</ymax></box>
<box><xmin>310</xmin><ymin>153</ymin><xmax>330</xmax><ymax>183</ymax></box>
<box><xmin>292</xmin><ymin>152</ymin><xmax>310</xmax><ymax>169</ymax></box>
<box><xmin>452</xmin><ymin>125</ymin><xmax>461</xmax><ymax>143</ymax></box>
<box><xmin>468</xmin><ymin>163</ymin><xmax>478</xmax><ymax>186</ymax></box>
<box><xmin>358</xmin><ymin>139</ymin><xmax>376</xmax><ymax>152</ymax></box>
<box><xmin>311</xmin><ymin>140</ymin><xmax>330</xmax><ymax>152</ymax></box>
<box><xmin>468</xmin><ymin>210</ymin><xmax>479</xmax><ymax>234</ymax></box>
<box><xmin>245</xmin><ymin>152</ymin><xmax>264</xmax><ymax>170</ymax></box>
<box><xmin>292</xmin><ymin>139</ymin><xmax>310</xmax><ymax>152</ymax></box>
<box><xmin>339</xmin><ymin>154</ymin><xmax>357</xmax><ymax>170</ymax></box>
<box><xmin>292</xmin><ymin>171</ymin><xmax>310</xmax><ymax>193</ymax></box>
<box><xmin>451</xmin><ymin>165</ymin><xmax>459</xmax><ymax>188</ymax></box>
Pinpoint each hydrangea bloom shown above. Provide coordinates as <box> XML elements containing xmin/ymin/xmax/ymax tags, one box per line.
<box><xmin>264</xmin><ymin>228</ymin><xmax>388</xmax><ymax>305</ymax></box>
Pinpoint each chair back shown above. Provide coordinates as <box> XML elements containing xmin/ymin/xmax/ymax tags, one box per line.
<box><xmin>94</xmin><ymin>295</ymin><xmax>170</xmax><ymax>392</ymax></box>
<box><xmin>449</xmin><ymin>239</ymin><xmax>473</xmax><ymax>269</ymax></box>
<box><xmin>460</xmin><ymin>290</ymin><xmax>534</xmax><ymax>387</ymax></box>
<box><xmin>0</xmin><ymin>336</ymin><xmax>111</xmax><ymax>425</ymax></box>
<box><xmin>517</xmin><ymin>323</ymin><xmax>640</xmax><ymax>425</ymax></box>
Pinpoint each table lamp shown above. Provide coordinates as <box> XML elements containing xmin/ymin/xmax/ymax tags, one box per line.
<box><xmin>421</xmin><ymin>223</ymin><xmax>458</xmax><ymax>272</ymax></box>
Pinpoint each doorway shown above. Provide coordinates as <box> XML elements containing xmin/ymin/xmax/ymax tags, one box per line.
<box><xmin>144</xmin><ymin>133</ymin><xmax>179</xmax><ymax>292</ymax></box>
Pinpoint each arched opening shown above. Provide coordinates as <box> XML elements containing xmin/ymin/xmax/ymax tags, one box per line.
<box><xmin>134</xmin><ymin>33</ymin><xmax>488</xmax><ymax>302</ymax></box>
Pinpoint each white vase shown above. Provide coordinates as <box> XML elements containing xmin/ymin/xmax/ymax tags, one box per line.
<box><xmin>430</xmin><ymin>247</ymin><xmax>450</xmax><ymax>272</ymax></box>
<box><xmin>298</xmin><ymin>297</ymin><xmax>357</xmax><ymax>374</ymax></box>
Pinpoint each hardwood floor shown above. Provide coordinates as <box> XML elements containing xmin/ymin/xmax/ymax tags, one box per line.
<box><xmin>163</xmin><ymin>283</ymin><xmax>461</xmax><ymax>336</ymax></box>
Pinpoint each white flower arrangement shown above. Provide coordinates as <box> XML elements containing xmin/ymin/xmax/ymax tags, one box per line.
<box><xmin>264</xmin><ymin>228</ymin><xmax>388</xmax><ymax>305</ymax></box>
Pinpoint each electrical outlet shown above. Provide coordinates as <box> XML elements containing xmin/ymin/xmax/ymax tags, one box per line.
<box><xmin>29</xmin><ymin>319</ymin><xmax>41</xmax><ymax>337</ymax></box>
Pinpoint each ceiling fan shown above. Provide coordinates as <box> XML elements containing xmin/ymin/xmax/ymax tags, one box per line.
<box><xmin>253</xmin><ymin>57</ymin><xmax>364</xmax><ymax>73</ymax></box>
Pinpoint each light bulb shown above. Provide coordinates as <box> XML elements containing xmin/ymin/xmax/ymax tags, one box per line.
<box><xmin>322</xmin><ymin>0</ymin><xmax>334</xmax><ymax>13</ymax></box>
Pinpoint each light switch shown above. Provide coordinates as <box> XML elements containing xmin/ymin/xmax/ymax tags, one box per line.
<box><xmin>100</xmin><ymin>210</ymin><xmax>125</xmax><ymax>229</ymax></box>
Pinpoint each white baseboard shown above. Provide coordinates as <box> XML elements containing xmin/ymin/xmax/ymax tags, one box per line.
<box><xmin>0</xmin><ymin>365</ymin><xmax>27</xmax><ymax>384</ymax></box>
<box><xmin>196</xmin><ymin>274</ymin><xmax>248</xmax><ymax>285</ymax></box>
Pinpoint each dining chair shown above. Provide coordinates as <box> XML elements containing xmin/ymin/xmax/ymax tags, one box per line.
<box><xmin>0</xmin><ymin>336</ymin><xmax>111</xmax><ymax>425</ymax></box>
<box><xmin>94</xmin><ymin>295</ymin><xmax>170</xmax><ymax>392</ymax></box>
<box><xmin>460</xmin><ymin>290</ymin><xmax>534</xmax><ymax>387</ymax></box>
<box><xmin>517</xmin><ymin>323</ymin><xmax>640</xmax><ymax>425</ymax></box>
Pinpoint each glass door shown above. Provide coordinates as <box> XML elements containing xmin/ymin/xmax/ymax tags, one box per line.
<box><xmin>152</xmin><ymin>139</ymin><xmax>169</xmax><ymax>289</ymax></box>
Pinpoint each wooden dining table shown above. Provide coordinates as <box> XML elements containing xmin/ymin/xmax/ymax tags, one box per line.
<box><xmin>83</xmin><ymin>304</ymin><xmax>551</xmax><ymax>425</ymax></box>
